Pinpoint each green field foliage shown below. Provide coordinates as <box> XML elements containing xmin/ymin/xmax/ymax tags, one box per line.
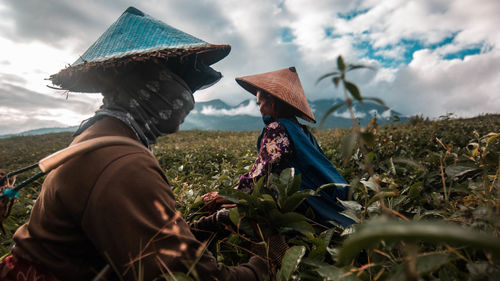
<box><xmin>1</xmin><ymin>114</ymin><xmax>499</xmax><ymax>280</ymax></box>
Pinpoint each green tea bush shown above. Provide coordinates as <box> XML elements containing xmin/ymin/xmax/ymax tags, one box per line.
<box><xmin>1</xmin><ymin>115</ymin><xmax>497</xmax><ymax>280</ymax></box>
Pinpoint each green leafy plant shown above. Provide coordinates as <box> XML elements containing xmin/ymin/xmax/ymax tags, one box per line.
<box><xmin>1</xmin><ymin>97</ymin><xmax>499</xmax><ymax>279</ymax></box>
<box><xmin>313</xmin><ymin>56</ymin><xmax>500</xmax><ymax>281</ymax></box>
<box><xmin>220</xmin><ymin>168</ymin><xmax>317</xmax><ymax>240</ymax></box>
<box><xmin>316</xmin><ymin>55</ymin><xmax>382</xmax><ymax>130</ymax></box>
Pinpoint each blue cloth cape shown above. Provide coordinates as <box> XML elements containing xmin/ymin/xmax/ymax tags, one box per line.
<box><xmin>258</xmin><ymin>116</ymin><xmax>355</xmax><ymax>227</ymax></box>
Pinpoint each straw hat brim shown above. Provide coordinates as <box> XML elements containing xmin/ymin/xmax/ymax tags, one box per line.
<box><xmin>50</xmin><ymin>45</ymin><xmax>230</xmax><ymax>93</ymax></box>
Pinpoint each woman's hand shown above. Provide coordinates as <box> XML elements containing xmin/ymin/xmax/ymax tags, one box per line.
<box><xmin>202</xmin><ymin>191</ymin><xmax>235</xmax><ymax>213</ymax></box>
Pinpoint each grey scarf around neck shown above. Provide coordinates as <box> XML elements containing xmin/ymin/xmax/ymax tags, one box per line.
<box><xmin>74</xmin><ymin>68</ymin><xmax>194</xmax><ymax>149</ymax></box>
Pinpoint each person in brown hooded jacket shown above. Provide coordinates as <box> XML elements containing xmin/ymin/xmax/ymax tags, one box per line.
<box><xmin>0</xmin><ymin>7</ymin><xmax>286</xmax><ymax>281</ymax></box>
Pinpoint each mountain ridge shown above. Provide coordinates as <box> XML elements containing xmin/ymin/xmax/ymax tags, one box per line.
<box><xmin>1</xmin><ymin>98</ymin><xmax>407</xmax><ymax>137</ymax></box>
<box><xmin>181</xmin><ymin>98</ymin><xmax>407</xmax><ymax>130</ymax></box>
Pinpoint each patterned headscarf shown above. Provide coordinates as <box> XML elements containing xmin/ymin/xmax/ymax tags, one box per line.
<box><xmin>74</xmin><ymin>67</ymin><xmax>195</xmax><ymax>149</ymax></box>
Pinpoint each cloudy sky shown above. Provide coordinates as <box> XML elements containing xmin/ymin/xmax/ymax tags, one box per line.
<box><xmin>0</xmin><ymin>0</ymin><xmax>499</xmax><ymax>135</ymax></box>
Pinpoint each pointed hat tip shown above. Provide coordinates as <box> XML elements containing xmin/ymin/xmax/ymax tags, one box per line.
<box><xmin>124</xmin><ymin>7</ymin><xmax>144</xmax><ymax>16</ymax></box>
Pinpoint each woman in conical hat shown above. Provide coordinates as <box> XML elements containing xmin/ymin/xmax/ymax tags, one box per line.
<box><xmin>2</xmin><ymin>7</ymin><xmax>286</xmax><ymax>281</ymax></box>
<box><xmin>205</xmin><ymin>67</ymin><xmax>355</xmax><ymax>228</ymax></box>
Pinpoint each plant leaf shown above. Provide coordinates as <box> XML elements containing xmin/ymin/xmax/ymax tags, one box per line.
<box><xmin>360</xmin><ymin>177</ymin><xmax>379</xmax><ymax>192</ymax></box>
<box><xmin>278</xmin><ymin>246</ymin><xmax>306</xmax><ymax>281</ymax></box>
<box><xmin>252</xmin><ymin>176</ymin><xmax>266</xmax><ymax>197</ymax></box>
<box><xmin>219</xmin><ymin>189</ymin><xmax>254</xmax><ymax>204</ymax></box>
<box><xmin>321</xmin><ymin>228</ymin><xmax>336</xmax><ymax>245</ymax></box>
<box><xmin>346</xmin><ymin>64</ymin><xmax>375</xmax><ymax>72</ymax></box>
<box><xmin>282</xmin><ymin>189</ymin><xmax>316</xmax><ymax>212</ymax></box>
<box><xmin>259</xmin><ymin>194</ymin><xmax>278</xmax><ymax>210</ymax></box>
<box><xmin>340</xmin><ymin>209</ymin><xmax>361</xmax><ymax>224</ymax></box>
<box><xmin>485</xmin><ymin>132</ymin><xmax>500</xmax><ymax>146</ymax></box>
<box><xmin>316</xmin><ymin>71</ymin><xmax>340</xmax><ymax>85</ymax></box>
<box><xmin>344</xmin><ymin>81</ymin><xmax>362</xmax><ymax>102</ymax></box>
<box><xmin>276</xmin><ymin>168</ymin><xmax>295</xmax><ymax>207</ymax></box>
<box><xmin>288</xmin><ymin>173</ymin><xmax>302</xmax><ymax>196</ymax></box>
<box><xmin>279</xmin><ymin>168</ymin><xmax>295</xmax><ymax>188</ymax></box>
<box><xmin>342</xmin><ymin>133</ymin><xmax>358</xmax><ymax>165</ymax></box>
<box><xmin>287</xmin><ymin>221</ymin><xmax>315</xmax><ymax>238</ymax></box>
<box><xmin>316</xmin><ymin>182</ymin><xmax>349</xmax><ymax>193</ymax></box>
<box><xmin>416</xmin><ymin>253</ymin><xmax>450</xmax><ymax>275</ymax></box>
<box><xmin>337</xmin><ymin>220</ymin><xmax>500</xmax><ymax>265</ymax></box>
<box><xmin>392</xmin><ymin>157</ymin><xmax>427</xmax><ymax>172</ymax></box>
<box><xmin>338</xmin><ymin>199</ymin><xmax>363</xmax><ymax>211</ymax></box>
<box><xmin>337</xmin><ymin>56</ymin><xmax>346</xmax><ymax>72</ymax></box>
<box><xmin>271</xmin><ymin>211</ymin><xmax>310</xmax><ymax>225</ymax></box>
<box><xmin>445</xmin><ymin>165</ymin><xmax>480</xmax><ymax>180</ymax></box>
<box><xmin>271</xmin><ymin>211</ymin><xmax>314</xmax><ymax>237</ymax></box>
<box><xmin>360</xmin><ymin>131</ymin><xmax>376</xmax><ymax>147</ymax></box>
<box><xmin>332</xmin><ymin>76</ymin><xmax>341</xmax><ymax>87</ymax></box>
<box><xmin>308</xmin><ymin>237</ymin><xmax>327</xmax><ymax>261</ymax></box>
<box><xmin>316</xmin><ymin>265</ymin><xmax>362</xmax><ymax>281</ymax></box>
<box><xmin>229</xmin><ymin>208</ymin><xmax>241</xmax><ymax>228</ymax></box>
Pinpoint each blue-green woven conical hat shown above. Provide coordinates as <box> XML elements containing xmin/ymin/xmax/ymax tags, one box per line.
<box><xmin>50</xmin><ymin>7</ymin><xmax>230</xmax><ymax>92</ymax></box>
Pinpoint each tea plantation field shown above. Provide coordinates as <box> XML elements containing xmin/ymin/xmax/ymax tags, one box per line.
<box><xmin>0</xmin><ymin>114</ymin><xmax>499</xmax><ymax>280</ymax></box>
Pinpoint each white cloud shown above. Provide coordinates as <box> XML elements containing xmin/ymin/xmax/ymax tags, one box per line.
<box><xmin>198</xmin><ymin>99</ymin><xmax>261</xmax><ymax>117</ymax></box>
<box><xmin>381</xmin><ymin>109</ymin><xmax>393</xmax><ymax>119</ymax></box>
<box><xmin>0</xmin><ymin>80</ymin><xmax>100</xmax><ymax>134</ymax></box>
<box><xmin>0</xmin><ymin>0</ymin><xmax>499</xmax><ymax>134</ymax></box>
<box><xmin>285</xmin><ymin>0</ymin><xmax>359</xmax><ymax>63</ymax></box>
<box><xmin>333</xmin><ymin>107</ymin><xmax>366</xmax><ymax>119</ymax></box>
<box><xmin>0</xmin><ymin>107</ymin><xmax>68</xmax><ymax>135</ymax></box>
<box><xmin>372</xmin><ymin>67</ymin><xmax>397</xmax><ymax>83</ymax></box>
<box><xmin>369</xmin><ymin>48</ymin><xmax>500</xmax><ymax>118</ymax></box>
<box><xmin>0</xmin><ymin>37</ymin><xmax>79</xmax><ymax>94</ymax></box>
<box><xmin>374</xmin><ymin>46</ymin><xmax>405</xmax><ymax>60</ymax></box>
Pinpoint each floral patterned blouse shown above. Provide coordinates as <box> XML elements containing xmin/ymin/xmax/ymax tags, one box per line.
<box><xmin>236</xmin><ymin>121</ymin><xmax>294</xmax><ymax>193</ymax></box>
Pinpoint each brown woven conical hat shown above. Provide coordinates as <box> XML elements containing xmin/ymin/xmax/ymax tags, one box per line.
<box><xmin>235</xmin><ymin>67</ymin><xmax>316</xmax><ymax>123</ymax></box>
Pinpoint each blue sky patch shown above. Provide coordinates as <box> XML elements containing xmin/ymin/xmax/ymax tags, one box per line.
<box><xmin>354</xmin><ymin>40</ymin><xmax>400</xmax><ymax>68</ymax></box>
<box><xmin>278</xmin><ymin>0</ymin><xmax>286</xmax><ymax>9</ymax></box>
<box><xmin>396</xmin><ymin>35</ymin><xmax>457</xmax><ymax>63</ymax></box>
<box><xmin>443</xmin><ymin>47</ymin><xmax>482</xmax><ymax>60</ymax></box>
<box><xmin>280</xmin><ymin>27</ymin><xmax>295</xmax><ymax>43</ymax></box>
<box><xmin>399</xmin><ymin>39</ymin><xmax>426</xmax><ymax>64</ymax></box>
<box><xmin>352</xmin><ymin>33</ymin><xmax>481</xmax><ymax>67</ymax></box>
<box><xmin>324</xmin><ymin>27</ymin><xmax>341</xmax><ymax>39</ymax></box>
<box><xmin>325</xmin><ymin>27</ymin><xmax>333</xmax><ymax>37</ymax></box>
<box><xmin>338</xmin><ymin>8</ymin><xmax>370</xmax><ymax>20</ymax></box>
